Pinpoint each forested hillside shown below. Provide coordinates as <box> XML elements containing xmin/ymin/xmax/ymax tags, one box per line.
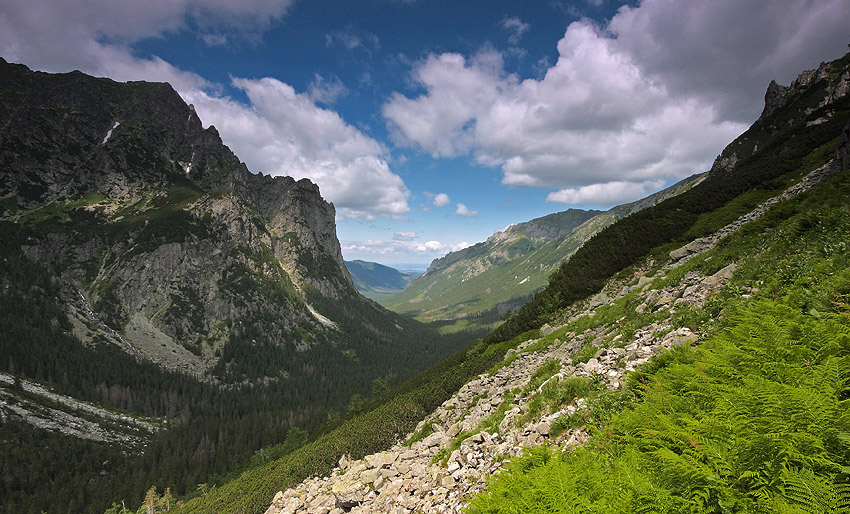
<box><xmin>344</xmin><ymin>260</ymin><xmax>420</xmax><ymax>301</ymax></box>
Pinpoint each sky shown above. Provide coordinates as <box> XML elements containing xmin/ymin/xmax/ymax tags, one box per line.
<box><xmin>1</xmin><ymin>0</ymin><xmax>849</xmax><ymax>266</ymax></box>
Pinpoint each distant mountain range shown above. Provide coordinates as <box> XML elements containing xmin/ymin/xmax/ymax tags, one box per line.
<box><xmin>345</xmin><ymin>260</ymin><xmax>421</xmax><ymax>300</ymax></box>
<box><xmin>385</xmin><ymin>175</ymin><xmax>703</xmax><ymax>332</ymax></box>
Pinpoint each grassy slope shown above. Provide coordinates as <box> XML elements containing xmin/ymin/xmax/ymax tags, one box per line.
<box><xmin>467</xmin><ymin>164</ymin><xmax>850</xmax><ymax>514</ymax></box>
<box><xmin>385</xmin><ymin>211</ymin><xmax>599</xmax><ymax>330</ymax></box>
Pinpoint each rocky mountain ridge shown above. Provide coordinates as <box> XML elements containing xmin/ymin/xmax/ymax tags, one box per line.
<box><xmin>0</xmin><ymin>58</ymin><xmax>362</xmax><ymax>376</ymax></box>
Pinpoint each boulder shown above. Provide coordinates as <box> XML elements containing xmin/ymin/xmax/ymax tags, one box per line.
<box><xmin>365</xmin><ymin>451</ymin><xmax>397</xmax><ymax>470</ymax></box>
<box><xmin>331</xmin><ymin>475</ymin><xmax>367</xmax><ymax>509</ymax></box>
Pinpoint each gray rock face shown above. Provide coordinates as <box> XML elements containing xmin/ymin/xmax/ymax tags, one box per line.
<box><xmin>0</xmin><ymin>60</ymin><xmax>375</xmax><ymax>380</ymax></box>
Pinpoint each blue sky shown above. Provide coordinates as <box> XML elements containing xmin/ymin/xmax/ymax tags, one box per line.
<box><xmin>2</xmin><ymin>0</ymin><xmax>849</xmax><ymax>265</ymax></box>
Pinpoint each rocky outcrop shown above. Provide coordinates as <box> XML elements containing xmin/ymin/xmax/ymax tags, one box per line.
<box><xmin>0</xmin><ymin>60</ymin><xmax>357</xmax><ymax>378</ymax></box>
<box><xmin>761</xmin><ymin>80</ymin><xmax>790</xmax><ymax>119</ymax></box>
<box><xmin>714</xmin><ymin>56</ymin><xmax>850</xmax><ymax>173</ymax></box>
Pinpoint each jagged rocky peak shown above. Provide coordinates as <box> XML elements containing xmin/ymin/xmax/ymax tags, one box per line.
<box><xmin>761</xmin><ymin>80</ymin><xmax>790</xmax><ymax>119</ymax></box>
<box><xmin>0</xmin><ymin>60</ymin><xmax>353</xmax><ymax>375</ymax></box>
<box><xmin>712</xmin><ymin>52</ymin><xmax>850</xmax><ymax>173</ymax></box>
<box><xmin>0</xmin><ymin>58</ymin><xmax>259</xmax><ymax>206</ymax></box>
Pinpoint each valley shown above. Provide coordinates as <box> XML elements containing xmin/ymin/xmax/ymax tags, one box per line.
<box><xmin>0</xmin><ymin>33</ymin><xmax>848</xmax><ymax>514</ymax></box>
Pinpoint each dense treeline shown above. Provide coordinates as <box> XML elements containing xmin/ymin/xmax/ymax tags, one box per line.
<box><xmin>486</xmin><ymin>91</ymin><xmax>850</xmax><ymax>346</ymax></box>
<box><xmin>0</xmin><ymin>220</ymin><xmax>477</xmax><ymax>513</ymax></box>
<box><xmin>174</xmin><ymin>326</ymin><xmax>535</xmax><ymax>514</ymax></box>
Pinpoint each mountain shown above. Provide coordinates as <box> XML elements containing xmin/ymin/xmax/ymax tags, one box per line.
<box><xmin>172</xmin><ymin>52</ymin><xmax>850</xmax><ymax>514</ymax></box>
<box><xmin>0</xmin><ymin>59</ymin><xmax>471</xmax><ymax>513</ymax></box>
<box><xmin>386</xmin><ymin>177</ymin><xmax>701</xmax><ymax>332</ymax></box>
<box><xmin>344</xmin><ymin>260</ymin><xmax>421</xmax><ymax>300</ymax></box>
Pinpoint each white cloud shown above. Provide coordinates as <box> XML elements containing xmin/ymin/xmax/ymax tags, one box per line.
<box><xmin>394</xmin><ymin>231</ymin><xmax>417</xmax><ymax>241</ymax></box>
<box><xmin>383</xmin><ymin>49</ymin><xmax>511</xmax><ymax>158</ymax></box>
<box><xmin>0</xmin><ymin>0</ymin><xmax>294</xmax><ymax>71</ymax></box>
<box><xmin>546</xmin><ymin>179</ymin><xmax>665</xmax><ymax>206</ymax></box>
<box><xmin>432</xmin><ymin>193</ymin><xmax>450</xmax><ymax>208</ymax></box>
<box><xmin>309</xmin><ymin>73</ymin><xmax>349</xmax><ymax>105</ymax></box>
<box><xmin>455</xmin><ymin>203</ymin><xmax>478</xmax><ymax>217</ymax></box>
<box><xmin>0</xmin><ymin>0</ymin><xmax>410</xmax><ymax>221</ymax></box>
<box><xmin>501</xmin><ymin>17</ymin><xmax>530</xmax><ymax>45</ymax></box>
<box><xmin>186</xmin><ymin>77</ymin><xmax>410</xmax><ymax>219</ymax></box>
<box><xmin>325</xmin><ymin>28</ymin><xmax>380</xmax><ymax>53</ymax></box>
<box><xmin>608</xmin><ymin>0</ymin><xmax>850</xmax><ymax>120</ymax></box>
<box><xmin>384</xmin><ymin>0</ymin><xmax>849</xmax><ymax>205</ymax></box>
<box><xmin>341</xmin><ymin>238</ymin><xmax>472</xmax><ymax>262</ymax></box>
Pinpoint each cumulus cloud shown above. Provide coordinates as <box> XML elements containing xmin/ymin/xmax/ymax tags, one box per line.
<box><xmin>432</xmin><ymin>193</ymin><xmax>450</xmax><ymax>208</ymax></box>
<box><xmin>0</xmin><ymin>0</ymin><xmax>410</xmax><ymax>220</ymax></box>
<box><xmin>340</xmin><ymin>238</ymin><xmax>470</xmax><ymax>262</ymax></box>
<box><xmin>185</xmin><ymin>77</ymin><xmax>410</xmax><ymax>219</ymax></box>
<box><xmin>384</xmin><ymin>0</ymin><xmax>849</xmax><ymax>205</ymax></box>
<box><xmin>609</xmin><ymin>0</ymin><xmax>850</xmax><ymax>120</ymax></box>
<box><xmin>383</xmin><ymin>49</ymin><xmax>511</xmax><ymax>158</ymax></box>
<box><xmin>0</xmin><ymin>0</ymin><xmax>294</xmax><ymax>71</ymax></box>
<box><xmin>325</xmin><ymin>28</ymin><xmax>380</xmax><ymax>53</ymax></box>
<box><xmin>342</xmin><ymin>238</ymin><xmax>472</xmax><ymax>259</ymax></box>
<box><xmin>455</xmin><ymin>203</ymin><xmax>478</xmax><ymax>217</ymax></box>
<box><xmin>546</xmin><ymin>179</ymin><xmax>665</xmax><ymax>206</ymax></box>
<box><xmin>501</xmin><ymin>17</ymin><xmax>530</xmax><ymax>45</ymax></box>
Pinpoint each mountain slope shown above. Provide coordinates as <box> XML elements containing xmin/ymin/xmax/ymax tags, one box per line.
<box><xmin>386</xmin><ymin>177</ymin><xmax>701</xmax><ymax>332</ymax></box>
<box><xmin>167</xmin><ymin>52</ymin><xmax>850</xmax><ymax>514</ymax></box>
<box><xmin>0</xmin><ymin>59</ymin><xmax>471</xmax><ymax>513</ymax></box>
<box><xmin>488</xmin><ymin>51</ymin><xmax>850</xmax><ymax>345</ymax></box>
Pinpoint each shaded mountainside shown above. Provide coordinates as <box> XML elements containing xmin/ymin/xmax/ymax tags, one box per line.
<box><xmin>0</xmin><ymin>59</ymin><xmax>473</xmax><ymax>513</ymax></box>
<box><xmin>386</xmin><ymin>176</ymin><xmax>701</xmax><ymax>333</ymax></box>
<box><xmin>344</xmin><ymin>260</ymin><xmax>420</xmax><ymax>299</ymax></box>
<box><xmin>163</xmin><ymin>52</ymin><xmax>850</xmax><ymax>514</ymax></box>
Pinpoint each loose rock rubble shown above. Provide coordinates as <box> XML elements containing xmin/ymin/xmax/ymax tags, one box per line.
<box><xmin>264</xmin><ymin>261</ymin><xmax>739</xmax><ymax>514</ymax></box>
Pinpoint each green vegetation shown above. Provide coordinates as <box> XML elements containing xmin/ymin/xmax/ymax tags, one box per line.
<box><xmin>172</xmin><ymin>329</ymin><xmax>532</xmax><ymax>514</ymax></box>
<box><xmin>345</xmin><ymin>260</ymin><xmax>420</xmax><ymax>297</ymax></box>
<box><xmin>385</xmin><ymin>210</ymin><xmax>600</xmax><ymax>332</ymax></box>
<box><xmin>466</xmin><ymin>138</ymin><xmax>850</xmax><ymax>513</ymax></box>
<box><xmin>467</xmin><ymin>301</ymin><xmax>850</xmax><ymax>514</ymax></box>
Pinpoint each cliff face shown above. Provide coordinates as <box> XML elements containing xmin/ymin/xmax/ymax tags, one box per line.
<box><xmin>0</xmin><ymin>59</ymin><xmax>358</xmax><ymax>377</ymax></box>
